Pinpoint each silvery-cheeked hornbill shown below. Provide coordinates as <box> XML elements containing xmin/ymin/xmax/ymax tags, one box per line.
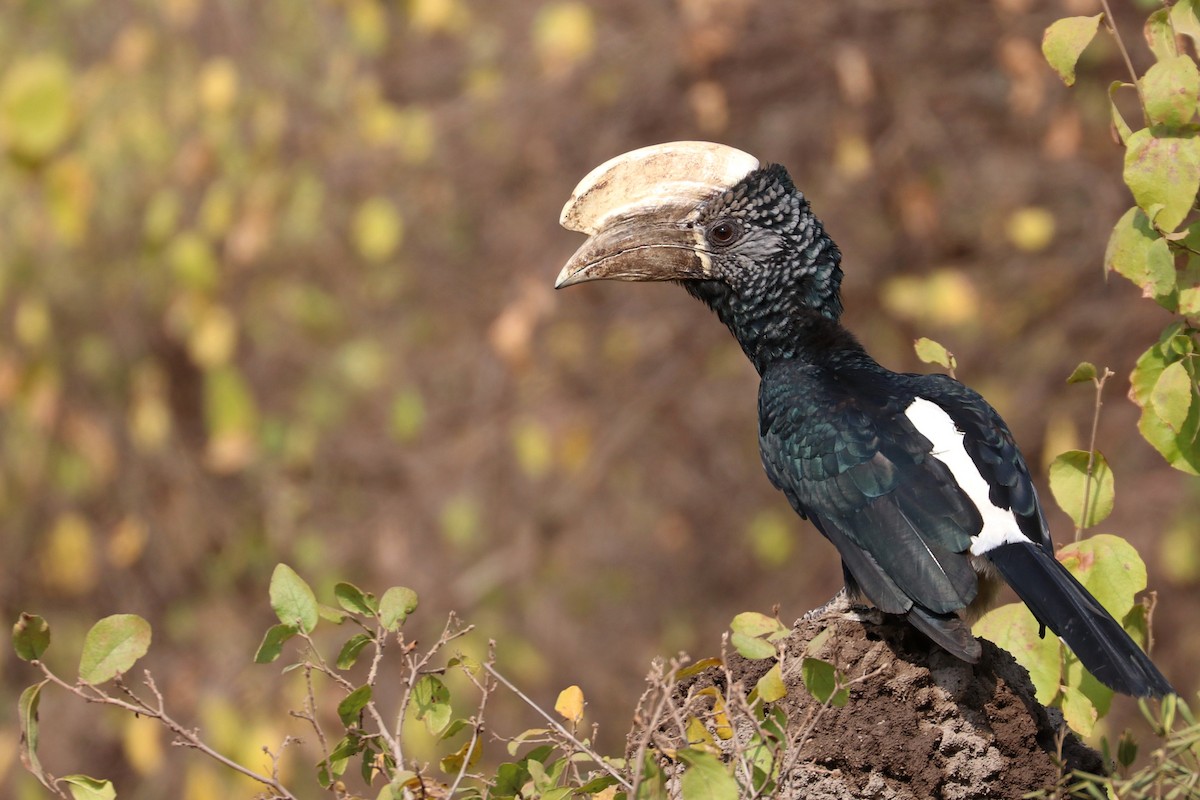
<box><xmin>554</xmin><ymin>141</ymin><xmax>1173</xmax><ymax>698</ymax></box>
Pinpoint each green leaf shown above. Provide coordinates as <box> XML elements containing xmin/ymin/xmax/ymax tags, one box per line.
<box><xmin>730</xmin><ymin>632</ymin><xmax>777</xmax><ymax>660</ymax></box>
<box><xmin>439</xmin><ymin>737</ymin><xmax>481</xmax><ymax>774</ymax></box>
<box><xmin>1064</xmin><ymin>654</ymin><xmax>1114</xmax><ymax>736</ymax></box>
<box><xmin>1059</xmin><ymin>684</ymin><xmax>1100</xmax><ymax>737</ymax></box>
<box><xmin>60</xmin><ymin>775</ymin><xmax>117</xmax><ymax>800</ymax></box>
<box><xmin>1142</xmin><ymin>56</ymin><xmax>1200</xmax><ymax>129</ymax></box>
<box><xmin>1109</xmin><ymin>81</ymin><xmax>1135</xmax><ymax>145</ymax></box>
<box><xmin>1058</xmin><ymin>534</ymin><xmax>1147</xmax><ymax>622</ymax></box>
<box><xmin>493</xmin><ymin>762</ymin><xmax>531</xmax><ymax>797</ymax></box>
<box><xmin>635</xmin><ymin>752</ymin><xmax>669</xmax><ymax>800</ymax></box>
<box><xmin>974</xmin><ymin>603</ymin><xmax>1061</xmax><ymax>703</ymax></box>
<box><xmin>755</xmin><ymin>663</ymin><xmax>787</xmax><ymax>703</ymax></box>
<box><xmin>78</xmin><ymin>614</ymin><xmax>152</xmax><ymax>684</ymax></box>
<box><xmin>338</xmin><ymin>684</ymin><xmax>373</xmax><ymax>726</ymax></box>
<box><xmin>334</xmin><ymin>582</ymin><xmax>377</xmax><ymax>615</ymax></box>
<box><xmin>1066</xmin><ymin>362</ymin><xmax>1097</xmax><ymax>384</ymax></box>
<box><xmin>577</xmin><ymin>774</ymin><xmax>619</xmax><ymax>794</ymax></box>
<box><xmin>318</xmin><ymin>604</ymin><xmax>348</xmax><ymax>624</ymax></box>
<box><xmin>378</xmin><ymin>586</ymin><xmax>418</xmax><ymax>631</ymax></box>
<box><xmin>914</xmin><ymin>337</ymin><xmax>956</xmax><ymax>371</ymax></box>
<box><xmin>18</xmin><ymin>681</ymin><xmax>50</xmax><ymax>786</ymax></box>
<box><xmin>413</xmin><ymin>674</ymin><xmax>451</xmax><ymax>735</ymax></box>
<box><xmin>1042</xmin><ymin>15</ymin><xmax>1103</xmax><ymax>86</ymax></box>
<box><xmin>439</xmin><ymin>718</ymin><xmax>471</xmax><ymax>741</ymax></box>
<box><xmin>0</xmin><ymin>55</ymin><xmax>74</xmax><ymax>161</ymax></box>
<box><xmin>1117</xmin><ymin>729</ymin><xmax>1140</xmax><ymax>768</ymax></box>
<box><xmin>1172</xmin><ymin>0</ymin><xmax>1200</xmax><ymax>49</ymax></box>
<box><xmin>676</xmin><ymin>748</ymin><xmax>739</xmax><ymax>800</ymax></box>
<box><xmin>336</xmin><ymin>632</ymin><xmax>374</xmax><ymax>670</ymax></box>
<box><xmin>1047</xmin><ymin>450</ymin><xmax>1115</xmax><ymax>529</ymax></box>
<box><xmin>1151</xmin><ymin>360</ymin><xmax>1194</xmax><ymax>432</ymax></box>
<box><xmin>729</xmin><ymin>611</ymin><xmax>787</xmax><ymax>639</ymax></box>
<box><xmin>800</xmin><ymin>657</ymin><xmax>848</xmax><ymax>707</ymax></box>
<box><xmin>13</xmin><ymin>613</ymin><xmax>50</xmax><ymax>661</ymax></box>
<box><xmin>253</xmin><ymin>623</ymin><xmax>297</xmax><ymax>664</ymax></box>
<box><xmin>674</xmin><ymin>657</ymin><xmax>723</xmax><ymax>681</ymax></box>
<box><xmin>1130</xmin><ymin>330</ymin><xmax>1200</xmax><ymax>475</ymax></box>
<box><xmin>1103</xmin><ymin>207</ymin><xmax>1175</xmax><ymax>305</ymax></box>
<box><xmin>1124</xmin><ymin>129</ymin><xmax>1200</xmax><ymax>234</ymax></box>
<box><xmin>1145</xmin><ymin>8</ymin><xmax>1178</xmax><ymax>62</ymax></box>
<box><xmin>353</xmin><ymin>196</ymin><xmax>404</xmax><ymax>263</ymax></box>
<box><xmin>270</xmin><ymin>563</ymin><xmax>319</xmax><ymax>633</ymax></box>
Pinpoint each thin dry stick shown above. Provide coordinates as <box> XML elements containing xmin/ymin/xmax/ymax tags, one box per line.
<box><xmin>298</xmin><ymin>629</ymin><xmax>401</xmax><ymax>760</ymax></box>
<box><xmin>289</xmin><ymin>663</ymin><xmax>332</xmax><ymax>774</ymax></box>
<box><xmin>482</xmin><ymin>661</ymin><xmax>633</xmax><ymax>792</ymax></box>
<box><xmin>627</xmin><ymin>660</ymin><xmax>677</xmax><ymax>799</ymax></box>
<box><xmin>1098</xmin><ymin>0</ymin><xmax>1150</xmax><ymax>125</ymax></box>
<box><xmin>391</xmin><ymin>613</ymin><xmax>474</xmax><ymax>760</ymax></box>
<box><xmin>1077</xmin><ymin>368</ymin><xmax>1113</xmax><ymax>541</ymax></box>
<box><xmin>36</xmin><ymin>664</ymin><xmax>298</xmax><ymax>800</ymax></box>
<box><xmin>444</xmin><ymin>650</ymin><xmax>495</xmax><ymax>798</ymax></box>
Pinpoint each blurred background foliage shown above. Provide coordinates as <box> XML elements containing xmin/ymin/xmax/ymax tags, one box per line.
<box><xmin>1</xmin><ymin>0</ymin><xmax>1198</xmax><ymax>796</ymax></box>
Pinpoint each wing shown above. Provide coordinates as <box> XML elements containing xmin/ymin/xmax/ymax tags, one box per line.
<box><xmin>758</xmin><ymin>362</ymin><xmax>986</xmax><ymax>660</ymax></box>
<box><xmin>911</xmin><ymin>372</ymin><xmax>1052</xmax><ymax>555</ymax></box>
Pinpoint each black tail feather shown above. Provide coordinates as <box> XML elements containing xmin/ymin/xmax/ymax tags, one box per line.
<box><xmin>907</xmin><ymin>605</ymin><xmax>982</xmax><ymax>663</ymax></box>
<box><xmin>986</xmin><ymin>541</ymin><xmax>1174</xmax><ymax>698</ymax></box>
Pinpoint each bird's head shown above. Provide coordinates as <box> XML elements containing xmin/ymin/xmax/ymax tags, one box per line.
<box><xmin>554</xmin><ymin>141</ymin><xmax>843</xmax><ymax>324</ymax></box>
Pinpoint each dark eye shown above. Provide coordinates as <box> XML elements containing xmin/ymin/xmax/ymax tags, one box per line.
<box><xmin>707</xmin><ymin>220</ymin><xmax>740</xmax><ymax>246</ymax></box>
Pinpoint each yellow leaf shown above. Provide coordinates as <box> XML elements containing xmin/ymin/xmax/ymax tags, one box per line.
<box><xmin>198</xmin><ymin>57</ymin><xmax>239</xmax><ymax>114</ymax></box>
<box><xmin>39</xmin><ymin>512</ymin><xmax>98</xmax><ymax>595</ymax></box>
<box><xmin>199</xmin><ymin>182</ymin><xmax>235</xmax><ymax>237</ymax></box>
<box><xmin>129</xmin><ymin>382</ymin><xmax>171</xmax><ymax>453</ymax></box>
<box><xmin>408</xmin><ymin>0</ymin><xmax>470</xmax><ymax>35</ymax></box>
<box><xmin>183</xmin><ymin>762</ymin><xmax>225</xmax><ymax>800</ymax></box>
<box><xmin>123</xmin><ymin>716</ymin><xmax>163</xmax><ymax>775</ymax></box>
<box><xmin>834</xmin><ymin>134</ymin><xmax>872</xmax><ymax>180</ymax></box>
<box><xmin>14</xmin><ymin>296</ymin><xmax>52</xmax><ymax>348</ymax></box>
<box><xmin>0</xmin><ymin>54</ymin><xmax>74</xmax><ymax>161</ymax></box>
<box><xmin>203</xmin><ymin>366</ymin><xmax>259</xmax><ymax>473</ymax></box>
<box><xmin>557</xmin><ymin>423</ymin><xmax>592</xmax><ymax>474</ymax></box>
<box><xmin>511</xmin><ymin>418</ymin><xmax>554</xmax><ymax>479</ymax></box>
<box><xmin>395</xmin><ymin>107</ymin><xmax>435</xmax><ymax>164</ymax></box>
<box><xmin>685</xmin><ymin>715</ymin><xmax>717</xmax><ymax>751</ymax></box>
<box><xmin>533</xmin><ymin>2</ymin><xmax>595</xmax><ymax>78</ymax></box>
<box><xmin>746</xmin><ymin>510</ymin><xmax>793</xmax><ymax>568</ymax></box>
<box><xmin>46</xmin><ymin>156</ymin><xmax>95</xmax><ymax>245</ymax></box>
<box><xmin>695</xmin><ymin>686</ymin><xmax>734</xmax><ymax>739</ymax></box>
<box><xmin>554</xmin><ymin>685</ymin><xmax>585</xmax><ymax>723</ymax></box>
<box><xmin>108</xmin><ymin>516</ymin><xmax>148</xmax><ymax>569</ymax></box>
<box><xmin>439</xmin><ymin>494</ymin><xmax>482</xmax><ymax>550</ymax></box>
<box><xmin>353</xmin><ymin>196</ymin><xmax>404</xmax><ymax>263</ymax></box>
<box><xmin>112</xmin><ymin>23</ymin><xmax>156</xmax><ymax>72</ymax></box>
<box><xmin>1006</xmin><ymin>206</ymin><xmax>1056</xmax><ymax>253</ymax></box>
<box><xmin>348</xmin><ymin>0</ymin><xmax>389</xmax><ymax>55</ymax></box>
<box><xmin>881</xmin><ymin>269</ymin><xmax>979</xmax><ymax>328</ymax></box>
<box><xmin>188</xmin><ymin>305</ymin><xmax>238</xmax><ymax>368</ymax></box>
<box><xmin>389</xmin><ymin>388</ymin><xmax>426</xmax><ymax>442</ymax></box>
<box><xmin>337</xmin><ymin>339</ymin><xmax>387</xmax><ymax>391</ymax></box>
<box><xmin>168</xmin><ymin>232</ymin><xmax>219</xmax><ymax>292</ymax></box>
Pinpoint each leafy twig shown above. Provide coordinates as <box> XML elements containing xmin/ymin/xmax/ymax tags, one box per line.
<box><xmin>34</xmin><ymin>663</ymin><xmax>299</xmax><ymax>800</ymax></box>
<box><xmin>483</xmin><ymin>660</ymin><xmax>633</xmax><ymax>791</ymax></box>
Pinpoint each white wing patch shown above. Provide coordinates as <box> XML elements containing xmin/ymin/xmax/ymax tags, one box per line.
<box><xmin>904</xmin><ymin>397</ymin><xmax>1030</xmax><ymax>555</ymax></box>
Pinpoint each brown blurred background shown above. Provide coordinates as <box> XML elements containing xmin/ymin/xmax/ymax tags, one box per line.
<box><xmin>2</xmin><ymin>0</ymin><xmax>1198</xmax><ymax>796</ymax></box>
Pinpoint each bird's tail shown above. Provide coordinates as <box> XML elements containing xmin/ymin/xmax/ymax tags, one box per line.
<box><xmin>986</xmin><ymin>540</ymin><xmax>1174</xmax><ymax>698</ymax></box>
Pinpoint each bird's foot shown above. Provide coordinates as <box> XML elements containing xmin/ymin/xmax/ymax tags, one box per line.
<box><xmin>799</xmin><ymin>588</ymin><xmax>881</xmax><ymax>625</ymax></box>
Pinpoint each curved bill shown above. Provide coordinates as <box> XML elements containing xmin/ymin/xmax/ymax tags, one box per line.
<box><xmin>556</xmin><ymin>141</ymin><xmax>759</xmax><ymax>289</ymax></box>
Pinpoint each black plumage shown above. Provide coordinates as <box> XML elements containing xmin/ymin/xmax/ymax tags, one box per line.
<box><xmin>556</xmin><ymin>144</ymin><xmax>1173</xmax><ymax>698</ymax></box>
